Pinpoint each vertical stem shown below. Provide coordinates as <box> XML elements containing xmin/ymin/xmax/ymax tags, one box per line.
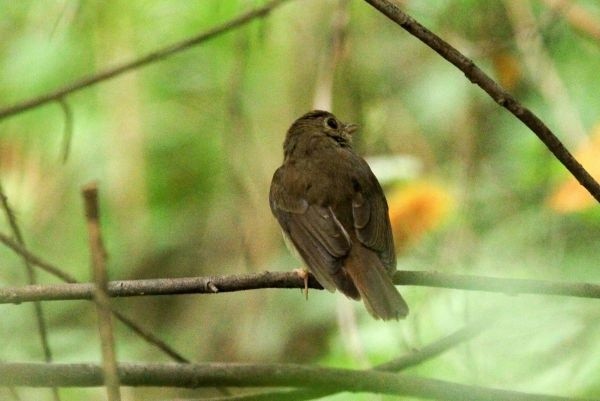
<box><xmin>82</xmin><ymin>183</ymin><xmax>121</xmax><ymax>401</ymax></box>
<box><xmin>0</xmin><ymin>181</ymin><xmax>60</xmax><ymax>401</ymax></box>
<box><xmin>0</xmin><ymin>229</ymin><xmax>190</xmax><ymax>362</ymax></box>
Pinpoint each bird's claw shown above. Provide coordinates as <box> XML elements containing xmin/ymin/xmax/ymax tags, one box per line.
<box><xmin>293</xmin><ymin>268</ymin><xmax>309</xmax><ymax>300</ymax></box>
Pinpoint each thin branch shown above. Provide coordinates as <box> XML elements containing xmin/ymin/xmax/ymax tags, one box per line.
<box><xmin>1</xmin><ymin>270</ymin><xmax>600</xmax><ymax>304</ymax></box>
<box><xmin>0</xmin><ymin>362</ymin><xmax>588</xmax><ymax>401</ymax></box>
<box><xmin>374</xmin><ymin>317</ymin><xmax>491</xmax><ymax>372</ymax></box>
<box><xmin>81</xmin><ymin>183</ymin><xmax>121</xmax><ymax>401</ymax></box>
<box><xmin>0</xmin><ymin>182</ymin><xmax>60</xmax><ymax>401</ymax></box>
<box><xmin>362</xmin><ymin>0</ymin><xmax>600</xmax><ymax>204</ymax></box>
<box><xmin>198</xmin><ymin>318</ymin><xmax>492</xmax><ymax>401</ymax></box>
<box><xmin>0</xmin><ymin>230</ymin><xmax>189</xmax><ymax>363</ymax></box>
<box><xmin>57</xmin><ymin>98</ymin><xmax>73</xmax><ymax>163</ymax></box>
<box><xmin>394</xmin><ymin>270</ymin><xmax>600</xmax><ymax>298</ymax></box>
<box><xmin>0</xmin><ymin>231</ymin><xmax>77</xmax><ymax>283</ymax></box>
<box><xmin>174</xmin><ymin>390</ymin><xmax>309</xmax><ymax>401</ymax></box>
<box><xmin>0</xmin><ymin>0</ymin><xmax>292</xmax><ymax>122</ymax></box>
<box><xmin>0</xmin><ymin>271</ymin><xmax>314</xmax><ymax>303</ymax></box>
<box><xmin>108</xmin><ymin>309</ymin><xmax>187</xmax><ymax>363</ymax></box>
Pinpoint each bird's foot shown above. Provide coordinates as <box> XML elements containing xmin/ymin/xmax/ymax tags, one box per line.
<box><xmin>293</xmin><ymin>268</ymin><xmax>309</xmax><ymax>300</ymax></box>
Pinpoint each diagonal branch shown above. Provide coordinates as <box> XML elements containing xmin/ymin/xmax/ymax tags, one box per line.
<box><xmin>1</xmin><ymin>270</ymin><xmax>600</xmax><ymax>304</ymax></box>
<box><xmin>362</xmin><ymin>0</ymin><xmax>600</xmax><ymax>204</ymax></box>
<box><xmin>0</xmin><ymin>0</ymin><xmax>293</xmax><ymax>122</ymax></box>
<box><xmin>0</xmin><ymin>230</ymin><xmax>188</xmax><ymax>363</ymax></box>
<box><xmin>0</xmin><ymin>361</ymin><xmax>587</xmax><ymax>401</ymax></box>
<box><xmin>0</xmin><ymin>231</ymin><xmax>78</xmax><ymax>283</ymax></box>
<box><xmin>199</xmin><ymin>318</ymin><xmax>492</xmax><ymax>401</ymax></box>
<box><xmin>0</xmin><ymin>183</ymin><xmax>60</xmax><ymax>401</ymax></box>
<box><xmin>374</xmin><ymin>317</ymin><xmax>491</xmax><ymax>371</ymax></box>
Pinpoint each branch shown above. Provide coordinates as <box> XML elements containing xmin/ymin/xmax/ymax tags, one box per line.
<box><xmin>1</xmin><ymin>270</ymin><xmax>599</xmax><ymax>304</ymax></box>
<box><xmin>0</xmin><ymin>231</ymin><xmax>77</xmax><ymax>283</ymax></box>
<box><xmin>395</xmin><ymin>270</ymin><xmax>600</xmax><ymax>297</ymax></box>
<box><xmin>0</xmin><ymin>0</ymin><xmax>292</xmax><ymax>121</ymax></box>
<box><xmin>81</xmin><ymin>183</ymin><xmax>121</xmax><ymax>401</ymax></box>
<box><xmin>0</xmin><ymin>362</ymin><xmax>587</xmax><ymax>401</ymax></box>
<box><xmin>0</xmin><ymin>183</ymin><xmax>60</xmax><ymax>401</ymax></box>
<box><xmin>374</xmin><ymin>317</ymin><xmax>490</xmax><ymax>372</ymax></box>
<box><xmin>57</xmin><ymin>98</ymin><xmax>73</xmax><ymax>163</ymax></box>
<box><xmin>199</xmin><ymin>318</ymin><xmax>491</xmax><ymax>401</ymax></box>
<box><xmin>0</xmin><ymin>230</ymin><xmax>189</xmax><ymax>363</ymax></box>
<box><xmin>362</xmin><ymin>0</ymin><xmax>600</xmax><ymax>204</ymax></box>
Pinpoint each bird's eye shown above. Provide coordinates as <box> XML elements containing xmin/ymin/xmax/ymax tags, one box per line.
<box><xmin>325</xmin><ymin>117</ymin><xmax>338</xmax><ymax>129</ymax></box>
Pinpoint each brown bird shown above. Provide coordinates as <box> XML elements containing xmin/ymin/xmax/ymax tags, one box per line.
<box><xmin>269</xmin><ymin>110</ymin><xmax>409</xmax><ymax>320</ymax></box>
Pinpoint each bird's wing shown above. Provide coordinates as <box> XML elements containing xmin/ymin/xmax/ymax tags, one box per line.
<box><xmin>269</xmin><ymin>169</ymin><xmax>351</xmax><ymax>292</ymax></box>
<box><xmin>351</xmin><ymin>167</ymin><xmax>397</xmax><ymax>273</ymax></box>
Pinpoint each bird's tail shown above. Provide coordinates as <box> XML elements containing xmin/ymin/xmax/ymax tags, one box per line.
<box><xmin>344</xmin><ymin>246</ymin><xmax>409</xmax><ymax>320</ymax></box>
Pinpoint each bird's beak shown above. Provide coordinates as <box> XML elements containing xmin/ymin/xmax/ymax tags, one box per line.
<box><xmin>345</xmin><ymin>123</ymin><xmax>358</xmax><ymax>135</ymax></box>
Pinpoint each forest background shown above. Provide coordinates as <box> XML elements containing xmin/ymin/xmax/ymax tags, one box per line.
<box><xmin>1</xmin><ymin>0</ymin><xmax>600</xmax><ymax>400</ymax></box>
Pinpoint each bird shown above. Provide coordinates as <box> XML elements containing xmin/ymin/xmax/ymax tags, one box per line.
<box><xmin>269</xmin><ymin>110</ymin><xmax>409</xmax><ymax>320</ymax></box>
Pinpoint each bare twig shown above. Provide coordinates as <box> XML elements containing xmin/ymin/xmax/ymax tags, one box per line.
<box><xmin>362</xmin><ymin>0</ymin><xmax>600</xmax><ymax>204</ymax></box>
<box><xmin>375</xmin><ymin>317</ymin><xmax>491</xmax><ymax>371</ymax></box>
<box><xmin>81</xmin><ymin>183</ymin><xmax>121</xmax><ymax>401</ymax></box>
<box><xmin>0</xmin><ymin>0</ymin><xmax>292</xmax><ymax>122</ymax></box>
<box><xmin>394</xmin><ymin>270</ymin><xmax>600</xmax><ymax>298</ymax></box>
<box><xmin>198</xmin><ymin>318</ymin><xmax>492</xmax><ymax>401</ymax></box>
<box><xmin>0</xmin><ymin>182</ymin><xmax>60</xmax><ymax>401</ymax></box>
<box><xmin>0</xmin><ymin>361</ymin><xmax>588</xmax><ymax>401</ymax></box>
<box><xmin>2</xmin><ymin>270</ymin><xmax>600</xmax><ymax>304</ymax></box>
<box><xmin>0</xmin><ymin>271</ymin><xmax>319</xmax><ymax>303</ymax></box>
<box><xmin>0</xmin><ymin>231</ymin><xmax>78</xmax><ymax>283</ymax></box>
<box><xmin>108</xmin><ymin>309</ymin><xmax>186</xmax><ymax>363</ymax></box>
<box><xmin>0</xmin><ymin>230</ymin><xmax>189</xmax><ymax>362</ymax></box>
<box><xmin>57</xmin><ymin>98</ymin><xmax>73</xmax><ymax>163</ymax></box>
<box><xmin>174</xmin><ymin>390</ymin><xmax>303</xmax><ymax>401</ymax></box>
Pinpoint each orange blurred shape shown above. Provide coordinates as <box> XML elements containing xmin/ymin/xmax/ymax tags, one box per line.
<box><xmin>491</xmin><ymin>52</ymin><xmax>522</xmax><ymax>91</ymax></box>
<box><xmin>387</xmin><ymin>181</ymin><xmax>453</xmax><ymax>252</ymax></box>
<box><xmin>548</xmin><ymin>125</ymin><xmax>600</xmax><ymax>213</ymax></box>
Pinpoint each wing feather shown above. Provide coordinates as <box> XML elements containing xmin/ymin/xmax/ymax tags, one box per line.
<box><xmin>351</xmin><ymin>168</ymin><xmax>397</xmax><ymax>273</ymax></box>
<box><xmin>270</xmin><ymin>168</ymin><xmax>352</xmax><ymax>290</ymax></box>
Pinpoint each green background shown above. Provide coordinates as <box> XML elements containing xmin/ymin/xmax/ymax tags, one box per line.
<box><xmin>1</xmin><ymin>0</ymin><xmax>600</xmax><ymax>399</ymax></box>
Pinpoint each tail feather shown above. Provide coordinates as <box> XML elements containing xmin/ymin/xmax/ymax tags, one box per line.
<box><xmin>331</xmin><ymin>268</ymin><xmax>360</xmax><ymax>300</ymax></box>
<box><xmin>344</xmin><ymin>246</ymin><xmax>409</xmax><ymax>320</ymax></box>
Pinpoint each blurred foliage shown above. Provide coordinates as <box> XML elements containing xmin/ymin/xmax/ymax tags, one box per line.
<box><xmin>1</xmin><ymin>0</ymin><xmax>600</xmax><ymax>400</ymax></box>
